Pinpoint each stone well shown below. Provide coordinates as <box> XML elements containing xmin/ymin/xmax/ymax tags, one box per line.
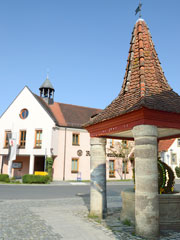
<box><xmin>120</xmin><ymin>188</ymin><xmax>180</xmax><ymax>231</ymax></box>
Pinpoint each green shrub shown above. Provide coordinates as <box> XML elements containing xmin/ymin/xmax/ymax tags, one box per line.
<box><xmin>122</xmin><ymin>219</ymin><xmax>132</xmax><ymax>226</ymax></box>
<box><xmin>175</xmin><ymin>167</ymin><xmax>180</xmax><ymax>178</ymax></box>
<box><xmin>46</xmin><ymin>157</ymin><xmax>54</xmax><ymax>181</ymax></box>
<box><xmin>0</xmin><ymin>174</ymin><xmax>10</xmax><ymax>183</ymax></box>
<box><xmin>9</xmin><ymin>177</ymin><xmax>21</xmax><ymax>184</ymax></box>
<box><xmin>10</xmin><ymin>177</ymin><xmax>16</xmax><ymax>181</ymax></box>
<box><xmin>22</xmin><ymin>174</ymin><xmax>50</xmax><ymax>184</ymax></box>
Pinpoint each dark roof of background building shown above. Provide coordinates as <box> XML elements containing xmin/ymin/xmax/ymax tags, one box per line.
<box><xmin>34</xmin><ymin>93</ymin><xmax>101</xmax><ymax>128</ymax></box>
<box><xmin>57</xmin><ymin>103</ymin><xmax>101</xmax><ymax>128</ymax></box>
<box><xmin>84</xmin><ymin>19</ymin><xmax>180</xmax><ymax>127</ymax></box>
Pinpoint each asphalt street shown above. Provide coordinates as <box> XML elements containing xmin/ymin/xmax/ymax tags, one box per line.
<box><xmin>0</xmin><ymin>181</ymin><xmax>180</xmax><ymax>200</ymax></box>
<box><xmin>0</xmin><ymin>182</ymin><xmax>134</xmax><ymax>200</ymax></box>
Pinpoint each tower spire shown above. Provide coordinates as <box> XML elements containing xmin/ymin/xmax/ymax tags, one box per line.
<box><xmin>85</xmin><ymin>19</ymin><xmax>179</xmax><ymax>127</ymax></box>
<box><xmin>121</xmin><ymin>19</ymin><xmax>171</xmax><ymax>97</ymax></box>
<box><xmin>39</xmin><ymin>76</ymin><xmax>55</xmax><ymax>105</ymax></box>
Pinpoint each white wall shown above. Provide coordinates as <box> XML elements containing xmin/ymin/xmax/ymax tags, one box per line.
<box><xmin>161</xmin><ymin>139</ymin><xmax>180</xmax><ymax>178</ymax></box>
<box><xmin>0</xmin><ymin>86</ymin><xmax>56</xmax><ymax>160</ymax></box>
<box><xmin>0</xmin><ymin>86</ymin><xmax>134</xmax><ymax>181</ymax></box>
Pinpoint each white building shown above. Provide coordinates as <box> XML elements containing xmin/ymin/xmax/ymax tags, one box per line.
<box><xmin>159</xmin><ymin>138</ymin><xmax>180</xmax><ymax>178</ymax></box>
<box><xmin>0</xmin><ymin>78</ymin><xmax>134</xmax><ymax>180</ymax></box>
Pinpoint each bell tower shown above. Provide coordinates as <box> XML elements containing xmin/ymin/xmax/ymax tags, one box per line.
<box><xmin>39</xmin><ymin>77</ymin><xmax>55</xmax><ymax>104</ymax></box>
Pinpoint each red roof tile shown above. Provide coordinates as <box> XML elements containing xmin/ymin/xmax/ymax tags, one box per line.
<box><xmin>55</xmin><ymin>103</ymin><xmax>101</xmax><ymax>128</ymax></box>
<box><xmin>158</xmin><ymin>139</ymin><xmax>175</xmax><ymax>152</ymax></box>
<box><xmin>34</xmin><ymin>94</ymin><xmax>101</xmax><ymax>128</ymax></box>
<box><xmin>84</xmin><ymin>19</ymin><xmax>180</xmax><ymax>127</ymax></box>
<box><xmin>49</xmin><ymin>102</ymin><xmax>67</xmax><ymax>126</ymax></box>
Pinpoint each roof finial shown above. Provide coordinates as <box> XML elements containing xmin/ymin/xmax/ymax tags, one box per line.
<box><xmin>135</xmin><ymin>0</ymin><xmax>142</xmax><ymax>19</ymax></box>
<box><xmin>46</xmin><ymin>68</ymin><xmax>50</xmax><ymax>79</ymax></box>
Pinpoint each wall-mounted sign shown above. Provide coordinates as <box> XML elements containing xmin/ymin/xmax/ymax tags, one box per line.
<box><xmin>107</xmin><ymin>153</ymin><xmax>122</xmax><ymax>157</ymax></box>
<box><xmin>12</xmin><ymin>162</ymin><xmax>22</xmax><ymax>169</ymax></box>
<box><xmin>77</xmin><ymin>150</ymin><xmax>83</xmax><ymax>156</ymax></box>
<box><xmin>86</xmin><ymin>151</ymin><xmax>90</xmax><ymax>156</ymax></box>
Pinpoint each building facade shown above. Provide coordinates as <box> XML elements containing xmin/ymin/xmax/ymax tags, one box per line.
<box><xmin>159</xmin><ymin>138</ymin><xmax>180</xmax><ymax>178</ymax></box>
<box><xmin>0</xmin><ymin>79</ymin><xmax>134</xmax><ymax>180</ymax></box>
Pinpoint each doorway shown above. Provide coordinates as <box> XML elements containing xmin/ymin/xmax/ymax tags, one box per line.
<box><xmin>34</xmin><ymin>156</ymin><xmax>45</xmax><ymax>172</ymax></box>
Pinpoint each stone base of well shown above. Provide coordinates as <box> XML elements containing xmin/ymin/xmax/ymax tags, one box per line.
<box><xmin>120</xmin><ymin>188</ymin><xmax>180</xmax><ymax>231</ymax></box>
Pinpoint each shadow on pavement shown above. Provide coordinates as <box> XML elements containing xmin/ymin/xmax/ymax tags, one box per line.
<box><xmin>76</xmin><ymin>189</ymin><xmax>136</xmax><ymax>240</ymax></box>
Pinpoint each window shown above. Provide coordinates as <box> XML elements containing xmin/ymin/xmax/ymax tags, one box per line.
<box><xmin>171</xmin><ymin>153</ymin><xmax>177</xmax><ymax>165</ymax></box>
<box><xmin>72</xmin><ymin>133</ymin><xmax>79</xmax><ymax>145</ymax></box>
<box><xmin>110</xmin><ymin>139</ymin><xmax>114</xmax><ymax>148</ymax></box>
<box><xmin>20</xmin><ymin>109</ymin><xmax>29</xmax><ymax>119</ymax></box>
<box><xmin>19</xmin><ymin>130</ymin><xmax>26</xmax><ymax>148</ymax></box>
<box><xmin>4</xmin><ymin>131</ymin><xmax>11</xmax><ymax>148</ymax></box>
<box><xmin>35</xmin><ymin>130</ymin><xmax>42</xmax><ymax>148</ymax></box>
<box><xmin>123</xmin><ymin>160</ymin><xmax>129</xmax><ymax>173</ymax></box>
<box><xmin>122</xmin><ymin>140</ymin><xmax>127</xmax><ymax>148</ymax></box>
<box><xmin>177</xmin><ymin>139</ymin><xmax>180</xmax><ymax>147</ymax></box>
<box><xmin>109</xmin><ymin>160</ymin><xmax>115</xmax><ymax>177</ymax></box>
<box><xmin>71</xmin><ymin>158</ymin><xmax>79</xmax><ymax>173</ymax></box>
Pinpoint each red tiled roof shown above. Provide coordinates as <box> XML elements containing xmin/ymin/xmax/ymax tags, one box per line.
<box><xmin>158</xmin><ymin>139</ymin><xmax>175</xmax><ymax>152</ymax></box>
<box><xmin>57</xmin><ymin>103</ymin><xmax>101</xmax><ymax>128</ymax></box>
<box><xmin>84</xmin><ymin>19</ymin><xmax>180</xmax><ymax>127</ymax></box>
<box><xmin>49</xmin><ymin>102</ymin><xmax>67</xmax><ymax>126</ymax></box>
<box><xmin>34</xmin><ymin>94</ymin><xmax>101</xmax><ymax>128</ymax></box>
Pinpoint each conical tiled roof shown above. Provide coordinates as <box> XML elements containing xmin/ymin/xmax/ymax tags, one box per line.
<box><xmin>39</xmin><ymin>77</ymin><xmax>55</xmax><ymax>91</ymax></box>
<box><xmin>85</xmin><ymin>19</ymin><xmax>180</xmax><ymax>127</ymax></box>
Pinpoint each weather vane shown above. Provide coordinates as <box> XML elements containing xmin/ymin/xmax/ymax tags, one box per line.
<box><xmin>135</xmin><ymin>0</ymin><xmax>142</xmax><ymax>18</ymax></box>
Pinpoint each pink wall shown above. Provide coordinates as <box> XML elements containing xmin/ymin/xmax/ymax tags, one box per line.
<box><xmin>64</xmin><ymin>130</ymin><xmax>91</xmax><ymax>181</ymax></box>
<box><xmin>53</xmin><ymin>128</ymin><xmax>133</xmax><ymax>181</ymax></box>
<box><xmin>13</xmin><ymin>156</ymin><xmax>29</xmax><ymax>177</ymax></box>
<box><xmin>1</xmin><ymin>129</ymin><xmax>134</xmax><ymax>181</ymax></box>
<box><xmin>2</xmin><ymin>155</ymin><xmax>29</xmax><ymax>177</ymax></box>
<box><xmin>106</xmin><ymin>158</ymin><xmax>133</xmax><ymax>180</ymax></box>
<box><xmin>2</xmin><ymin>157</ymin><xmax>8</xmax><ymax>174</ymax></box>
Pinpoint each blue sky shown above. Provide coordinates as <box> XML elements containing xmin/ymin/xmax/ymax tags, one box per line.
<box><xmin>0</xmin><ymin>0</ymin><xmax>180</xmax><ymax>115</ymax></box>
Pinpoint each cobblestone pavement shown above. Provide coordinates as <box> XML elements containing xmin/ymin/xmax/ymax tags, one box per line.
<box><xmin>95</xmin><ymin>207</ymin><xmax>180</xmax><ymax>240</ymax></box>
<box><xmin>0</xmin><ymin>200</ymin><xmax>62</xmax><ymax>240</ymax></box>
<box><xmin>0</xmin><ymin>195</ymin><xmax>180</xmax><ymax>239</ymax></box>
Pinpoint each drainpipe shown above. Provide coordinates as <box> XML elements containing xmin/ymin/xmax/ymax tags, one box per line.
<box><xmin>44</xmin><ymin>148</ymin><xmax>47</xmax><ymax>171</ymax></box>
<box><xmin>1</xmin><ymin>156</ymin><xmax>3</xmax><ymax>174</ymax></box>
<box><xmin>63</xmin><ymin>128</ymin><xmax>67</xmax><ymax>181</ymax></box>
